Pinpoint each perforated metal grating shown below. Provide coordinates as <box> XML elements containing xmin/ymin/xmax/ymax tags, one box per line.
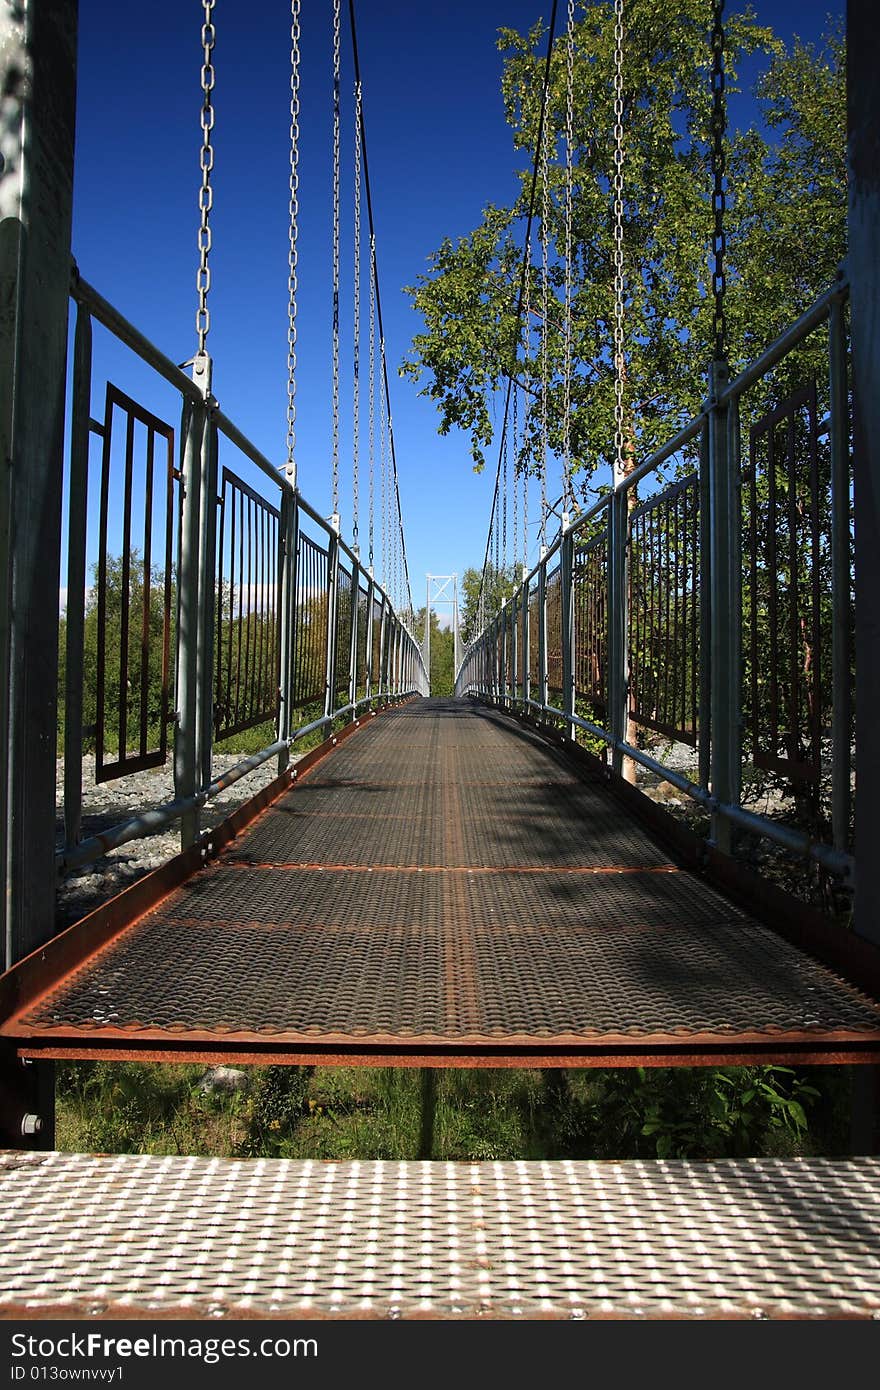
<box><xmin>11</xmin><ymin>699</ymin><xmax>880</xmax><ymax>1055</ymax></box>
<box><xmin>1</xmin><ymin>1151</ymin><xmax>878</xmax><ymax>1319</ymax></box>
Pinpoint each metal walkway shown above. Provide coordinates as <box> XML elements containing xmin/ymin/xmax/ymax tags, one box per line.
<box><xmin>2</xmin><ymin>1150</ymin><xmax>879</xmax><ymax>1319</ymax></box>
<box><xmin>2</xmin><ymin>700</ymin><xmax>880</xmax><ymax>1066</ymax></box>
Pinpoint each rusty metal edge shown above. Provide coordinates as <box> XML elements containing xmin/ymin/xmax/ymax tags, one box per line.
<box><xmin>0</xmin><ymin>1298</ymin><xmax>871</xmax><ymax>1321</ymax></box>
<box><xmin>0</xmin><ymin>700</ymin><xmax>414</xmax><ymax>1030</ymax></box>
<box><xmin>10</xmin><ymin>1038</ymin><xmax>880</xmax><ymax>1069</ymax></box>
<box><xmin>0</xmin><ymin>1295</ymin><xmax>867</xmax><ymax>1317</ymax></box>
<box><xmin>487</xmin><ymin>700</ymin><xmax>880</xmax><ymax>1003</ymax></box>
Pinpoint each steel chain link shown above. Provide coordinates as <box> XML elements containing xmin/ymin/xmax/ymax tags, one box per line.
<box><xmin>196</xmin><ymin>0</ymin><xmax>216</xmax><ymax>354</ymax></box>
<box><xmin>612</xmin><ymin>0</ymin><xmax>626</xmax><ymax>483</ymax></box>
<box><xmin>352</xmin><ymin>79</ymin><xmax>362</xmax><ymax>553</ymax></box>
<box><xmin>286</xmin><ymin>0</ymin><xmax>301</xmax><ymax>479</ymax></box>
<box><xmin>540</xmin><ymin>115</ymin><xmax>549</xmax><ymax>549</ymax></box>
<box><xmin>331</xmin><ymin>0</ymin><xmax>341</xmax><ymax>518</ymax></box>
<box><xmin>369</xmin><ymin>234</ymin><xmax>376</xmax><ymax>569</ymax></box>
<box><xmin>512</xmin><ymin>379</ymin><xmax>519</xmax><ymax>572</ymax></box>
<box><xmin>563</xmin><ymin>0</ymin><xmax>575</xmax><ymax>516</ymax></box>
<box><xmin>711</xmin><ymin>0</ymin><xmax>727</xmax><ymax>361</ymax></box>
<box><xmin>502</xmin><ymin>412</ymin><xmax>509</xmax><ymax>571</ymax></box>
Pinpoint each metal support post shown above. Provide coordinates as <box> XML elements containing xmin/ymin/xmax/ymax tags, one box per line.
<box><xmin>607</xmin><ymin>488</ymin><xmax>628</xmax><ymax>777</ymax></box>
<box><xmin>698</xmin><ymin>418</ymin><xmax>712</xmax><ymax>792</ymax></box>
<box><xmin>521</xmin><ymin>577</ymin><xmax>530</xmax><ymax>711</ymax></box>
<box><xmin>174</xmin><ymin>354</ymin><xmax>215</xmax><ymax>850</ymax></box>
<box><xmin>324</xmin><ymin>524</ymin><xmax>340</xmax><ymax>720</ymax></box>
<box><xmin>1</xmin><ymin>0</ymin><xmax>77</xmax><ymax>972</ymax></box>
<box><xmin>707</xmin><ymin>359</ymin><xmax>739</xmax><ymax>852</ymax></box>
<box><xmin>364</xmin><ymin>570</ymin><xmax>375</xmax><ymax>703</ymax></box>
<box><xmin>848</xmin><ymin>0</ymin><xmax>880</xmax><ymax>947</ymax></box>
<box><xmin>828</xmin><ymin>292</ymin><xmax>853</xmax><ymax>858</ymax></box>
<box><xmin>560</xmin><ymin>526</ymin><xmax>575</xmax><ymax>738</ymax></box>
<box><xmin>276</xmin><ymin>488</ymin><xmax>299</xmax><ymax>772</ymax></box>
<box><xmin>63</xmin><ymin>302</ymin><xmax>93</xmax><ymax>851</ymax></box>
<box><xmin>348</xmin><ymin>558</ymin><xmax>360</xmax><ymax>711</ymax></box>
<box><xmin>538</xmin><ymin>561</ymin><xmax>548</xmax><ymax>710</ymax></box>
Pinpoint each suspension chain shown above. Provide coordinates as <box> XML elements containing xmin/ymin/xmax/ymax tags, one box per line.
<box><xmin>523</xmin><ymin>231</ymin><xmax>531</xmax><ymax>573</ymax></box>
<box><xmin>562</xmin><ymin>0</ymin><xmax>575</xmax><ymax>518</ymax></box>
<box><xmin>710</xmin><ymin>0</ymin><xmax>727</xmax><ymax>362</ymax></box>
<box><xmin>195</xmin><ymin>0</ymin><xmax>216</xmax><ymax>356</ymax></box>
<box><xmin>379</xmin><ymin>335</ymin><xmax>388</xmax><ymax>590</ymax></box>
<box><xmin>286</xmin><ymin>0</ymin><xmax>301</xmax><ymax>480</ymax></box>
<box><xmin>512</xmin><ymin>379</ymin><xmax>519</xmax><ymax>573</ymax></box>
<box><xmin>352</xmin><ymin>79</ymin><xmax>362</xmax><ymax>553</ymax></box>
<box><xmin>540</xmin><ymin>116</ymin><xmax>549</xmax><ymax>550</ymax></box>
<box><xmin>612</xmin><ymin>0</ymin><xmax>626</xmax><ymax>484</ymax></box>
<box><xmin>369</xmin><ymin>234</ymin><xmax>376</xmax><ymax>570</ymax></box>
<box><xmin>331</xmin><ymin>0</ymin><xmax>341</xmax><ymax>520</ymax></box>
<box><xmin>502</xmin><ymin>412</ymin><xmax>509</xmax><ymax>571</ymax></box>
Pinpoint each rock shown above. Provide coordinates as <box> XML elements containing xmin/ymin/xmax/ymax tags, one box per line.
<box><xmin>197</xmin><ymin>1066</ymin><xmax>251</xmax><ymax>1095</ymax></box>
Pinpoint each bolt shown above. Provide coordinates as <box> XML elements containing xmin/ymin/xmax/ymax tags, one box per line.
<box><xmin>20</xmin><ymin>1114</ymin><xmax>42</xmax><ymax>1138</ymax></box>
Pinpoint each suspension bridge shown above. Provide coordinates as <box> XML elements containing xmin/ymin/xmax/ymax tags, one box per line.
<box><xmin>0</xmin><ymin>0</ymin><xmax>879</xmax><ymax>1321</ymax></box>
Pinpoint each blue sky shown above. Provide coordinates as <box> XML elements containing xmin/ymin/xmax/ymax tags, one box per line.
<box><xmin>72</xmin><ymin>0</ymin><xmax>844</xmax><ymax>618</ymax></box>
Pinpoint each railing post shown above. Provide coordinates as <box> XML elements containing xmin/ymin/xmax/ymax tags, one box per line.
<box><xmin>364</xmin><ymin>570</ymin><xmax>376</xmax><ymax>704</ymax></box>
<box><xmin>64</xmin><ymin>304</ymin><xmax>93</xmax><ymax>852</ymax></box>
<box><xmin>829</xmin><ymin>291</ymin><xmax>853</xmax><ymax>858</ymax></box>
<box><xmin>174</xmin><ymin>352</ymin><xmax>216</xmax><ymax>849</ymax></box>
<box><xmin>348</xmin><ymin>558</ymin><xmax>360</xmax><ymax>713</ymax></box>
<box><xmin>538</xmin><ymin>558</ymin><xmax>548</xmax><ymax>711</ymax></box>
<box><xmin>848</xmin><ymin>0</ymin><xmax>880</xmax><ymax>953</ymax></box>
<box><xmin>560</xmin><ymin>526</ymin><xmax>576</xmax><ymax>739</ymax></box>
<box><xmin>324</xmin><ymin>520</ymin><xmax>341</xmax><ymax>721</ymax></box>
<box><xmin>698</xmin><ymin>418</ymin><xmax>712</xmax><ymax>793</ymax></box>
<box><xmin>608</xmin><ymin>488</ymin><xmax>628</xmax><ymax>776</ymax></box>
<box><xmin>707</xmin><ymin>358</ymin><xmax>741</xmax><ymax>852</ymax></box>
<box><xmin>276</xmin><ymin>486</ymin><xmax>299</xmax><ymax>772</ymax></box>
<box><xmin>521</xmin><ymin>574</ymin><xmax>530</xmax><ymax>712</ymax></box>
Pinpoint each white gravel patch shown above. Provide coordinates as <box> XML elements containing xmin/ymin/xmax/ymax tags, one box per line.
<box><xmin>56</xmin><ymin>752</ymin><xmax>298</xmax><ymax>928</ymax></box>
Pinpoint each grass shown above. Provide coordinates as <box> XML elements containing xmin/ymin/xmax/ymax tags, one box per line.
<box><xmin>55</xmin><ymin>1062</ymin><xmax>854</xmax><ymax>1162</ymax></box>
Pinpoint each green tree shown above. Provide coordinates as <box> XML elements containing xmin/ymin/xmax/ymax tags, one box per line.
<box><xmin>413</xmin><ymin>606</ymin><xmax>455</xmax><ymax>696</ymax></box>
<box><xmin>460</xmin><ymin>563</ymin><xmax>518</xmax><ymax>645</ymax></box>
<box><xmin>402</xmin><ymin>4</ymin><xmax>843</xmax><ymax>497</ymax></box>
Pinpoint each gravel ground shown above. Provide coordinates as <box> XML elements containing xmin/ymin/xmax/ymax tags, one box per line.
<box><xmin>56</xmin><ymin>753</ymin><xmax>297</xmax><ymax>929</ymax></box>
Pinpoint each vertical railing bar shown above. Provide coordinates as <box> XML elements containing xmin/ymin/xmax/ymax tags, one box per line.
<box><xmin>94</xmin><ymin>394</ymin><xmax>110</xmax><ymax>780</ymax></box>
<box><xmin>829</xmin><ymin>298</ymin><xmax>853</xmax><ymax>854</ymax></box>
<box><xmin>786</xmin><ymin>408</ymin><xmax>800</xmax><ymax>769</ymax></box>
<box><xmin>118</xmin><ymin>411</ymin><xmax>135</xmax><ymax>762</ymax></box>
<box><xmin>698</xmin><ymin>419</ymin><xmax>712</xmax><ymax>792</ymax></box>
<box><xmin>242</xmin><ymin>495</ymin><xmax>254</xmax><ymax>727</ymax></box>
<box><xmin>197</xmin><ymin>415</ymin><xmax>218</xmax><ymax>791</ymax></box>
<box><xmin>767</xmin><ymin>422</ymin><xmax>780</xmax><ymax>760</ymax></box>
<box><xmin>139</xmin><ymin>426</ymin><xmax>155</xmax><ymax>760</ymax></box>
<box><xmin>174</xmin><ymin>392</ymin><xmax>206</xmax><ymax>848</ymax></box>
<box><xmin>160</xmin><ymin>427</ymin><xmax>174</xmax><ymax>765</ymax></box>
<box><xmin>216</xmin><ymin>475</ymin><xmax>226</xmax><ymax>738</ymax></box>
<box><xmin>808</xmin><ymin>387</ymin><xmax>822</xmax><ymax>789</ymax></box>
<box><xmin>64</xmin><ymin>304</ymin><xmax>93</xmax><ymax>848</ymax></box>
<box><xmin>234</xmin><ymin>487</ymin><xmax>244</xmax><ymax>731</ymax></box>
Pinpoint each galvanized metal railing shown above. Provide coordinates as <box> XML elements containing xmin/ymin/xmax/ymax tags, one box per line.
<box><xmin>457</xmin><ymin>277</ymin><xmax>854</xmax><ymax>885</ymax></box>
<box><xmin>58</xmin><ymin>270</ymin><xmax>427</xmax><ymax>877</ymax></box>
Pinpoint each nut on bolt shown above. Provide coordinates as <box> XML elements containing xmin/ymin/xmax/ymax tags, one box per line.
<box><xmin>20</xmin><ymin>1114</ymin><xmax>42</xmax><ymax>1137</ymax></box>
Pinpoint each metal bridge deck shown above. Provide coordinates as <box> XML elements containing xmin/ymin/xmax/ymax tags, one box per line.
<box><xmin>2</xmin><ymin>699</ymin><xmax>880</xmax><ymax>1066</ymax></box>
<box><xmin>2</xmin><ymin>1150</ymin><xmax>879</xmax><ymax>1319</ymax></box>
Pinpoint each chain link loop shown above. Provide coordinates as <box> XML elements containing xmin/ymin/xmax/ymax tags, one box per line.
<box><xmin>612</xmin><ymin>0</ymin><xmax>626</xmax><ymax>484</ymax></box>
<box><xmin>331</xmin><ymin>0</ymin><xmax>341</xmax><ymax>518</ymax></box>
<box><xmin>512</xmin><ymin>379</ymin><xmax>519</xmax><ymax>573</ymax></box>
<box><xmin>711</xmin><ymin>0</ymin><xmax>727</xmax><ymax>361</ymax></box>
<box><xmin>540</xmin><ymin>115</ymin><xmax>549</xmax><ymax>549</ymax></box>
<box><xmin>286</xmin><ymin>0</ymin><xmax>301</xmax><ymax>480</ymax></box>
<box><xmin>369</xmin><ymin>234</ymin><xmax>376</xmax><ymax>569</ymax></box>
<box><xmin>352</xmin><ymin>79</ymin><xmax>362</xmax><ymax>553</ymax></box>
<box><xmin>196</xmin><ymin>0</ymin><xmax>216</xmax><ymax>354</ymax></box>
<box><xmin>563</xmin><ymin>0</ymin><xmax>575</xmax><ymax>516</ymax></box>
